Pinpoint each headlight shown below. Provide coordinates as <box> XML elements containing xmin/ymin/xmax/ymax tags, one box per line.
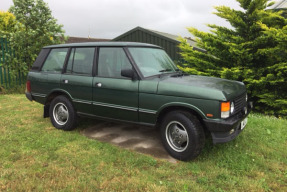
<box><xmin>231</xmin><ymin>102</ymin><xmax>235</xmax><ymax>114</ymax></box>
<box><xmin>221</xmin><ymin>101</ymin><xmax>235</xmax><ymax>118</ymax></box>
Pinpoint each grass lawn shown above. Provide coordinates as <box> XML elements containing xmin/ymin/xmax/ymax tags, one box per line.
<box><xmin>0</xmin><ymin>94</ymin><xmax>286</xmax><ymax>191</ymax></box>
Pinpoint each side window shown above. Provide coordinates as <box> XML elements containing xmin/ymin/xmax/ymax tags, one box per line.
<box><xmin>41</xmin><ymin>48</ymin><xmax>68</xmax><ymax>73</ymax></box>
<box><xmin>66</xmin><ymin>47</ymin><xmax>95</xmax><ymax>76</ymax></box>
<box><xmin>98</xmin><ymin>47</ymin><xmax>132</xmax><ymax>78</ymax></box>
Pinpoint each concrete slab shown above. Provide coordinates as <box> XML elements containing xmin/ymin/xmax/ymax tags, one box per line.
<box><xmin>81</xmin><ymin>120</ymin><xmax>177</xmax><ymax>163</ymax></box>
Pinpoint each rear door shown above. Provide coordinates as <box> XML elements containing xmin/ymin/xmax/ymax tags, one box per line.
<box><xmin>92</xmin><ymin>47</ymin><xmax>139</xmax><ymax>122</ymax></box>
<box><xmin>31</xmin><ymin>48</ymin><xmax>68</xmax><ymax>102</ymax></box>
<box><xmin>60</xmin><ymin>47</ymin><xmax>95</xmax><ymax>114</ymax></box>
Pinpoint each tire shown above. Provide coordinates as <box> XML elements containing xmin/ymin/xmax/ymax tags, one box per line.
<box><xmin>160</xmin><ymin>111</ymin><xmax>205</xmax><ymax>161</ymax></box>
<box><xmin>49</xmin><ymin>95</ymin><xmax>77</xmax><ymax>131</ymax></box>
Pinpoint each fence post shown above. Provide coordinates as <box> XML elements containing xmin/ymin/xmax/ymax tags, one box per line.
<box><xmin>0</xmin><ymin>37</ymin><xmax>3</xmax><ymax>86</ymax></box>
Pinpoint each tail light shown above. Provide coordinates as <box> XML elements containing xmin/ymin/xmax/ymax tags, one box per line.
<box><xmin>26</xmin><ymin>80</ymin><xmax>31</xmax><ymax>93</ymax></box>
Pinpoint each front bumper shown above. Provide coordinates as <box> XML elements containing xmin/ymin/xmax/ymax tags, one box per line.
<box><xmin>203</xmin><ymin>102</ymin><xmax>253</xmax><ymax>144</ymax></box>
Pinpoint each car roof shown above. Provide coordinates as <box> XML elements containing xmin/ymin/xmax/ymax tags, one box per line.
<box><xmin>44</xmin><ymin>42</ymin><xmax>161</xmax><ymax>49</ymax></box>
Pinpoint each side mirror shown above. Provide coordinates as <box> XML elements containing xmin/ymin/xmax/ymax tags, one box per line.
<box><xmin>121</xmin><ymin>69</ymin><xmax>137</xmax><ymax>80</ymax></box>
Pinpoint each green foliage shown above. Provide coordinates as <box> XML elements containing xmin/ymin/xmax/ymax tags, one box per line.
<box><xmin>179</xmin><ymin>0</ymin><xmax>287</xmax><ymax>117</ymax></box>
<box><xmin>0</xmin><ymin>11</ymin><xmax>18</xmax><ymax>36</ymax></box>
<box><xmin>4</xmin><ymin>0</ymin><xmax>66</xmax><ymax>77</ymax></box>
<box><xmin>0</xmin><ymin>84</ymin><xmax>25</xmax><ymax>94</ymax></box>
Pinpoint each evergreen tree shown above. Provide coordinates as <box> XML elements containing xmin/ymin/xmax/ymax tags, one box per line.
<box><xmin>7</xmin><ymin>0</ymin><xmax>66</xmax><ymax>74</ymax></box>
<box><xmin>179</xmin><ymin>0</ymin><xmax>287</xmax><ymax>117</ymax></box>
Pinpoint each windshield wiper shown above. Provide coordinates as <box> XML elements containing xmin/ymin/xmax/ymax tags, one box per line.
<box><xmin>159</xmin><ymin>69</ymin><xmax>172</xmax><ymax>72</ymax></box>
<box><xmin>171</xmin><ymin>68</ymin><xmax>189</xmax><ymax>77</ymax></box>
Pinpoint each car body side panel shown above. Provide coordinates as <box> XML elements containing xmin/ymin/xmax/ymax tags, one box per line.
<box><xmin>60</xmin><ymin>74</ymin><xmax>93</xmax><ymax>114</ymax></box>
<box><xmin>28</xmin><ymin>71</ymin><xmax>61</xmax><ymax>104</ymax></box>
<box><xmin>92</xmin><ymin>77</ymin><xmax>139</xmax><ymax>122</ymax></box>
<box><xmin>138</xmin><ymin>79</ymin><xmax>221</xmax><ymax>124</ymax></box>
<box><xmin>139</xmin><ymin>93</ymin><xmax>220</xmax><ymax>124</ymax></box>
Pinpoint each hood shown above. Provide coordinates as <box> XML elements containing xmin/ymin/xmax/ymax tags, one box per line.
<box><xmin>157</xmin><ymin>75</ymin><xmax>246</xmax><ymax>101</ymax></box>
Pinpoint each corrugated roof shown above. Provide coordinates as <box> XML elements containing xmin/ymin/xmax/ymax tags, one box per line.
<box><xmin>113</xmin><ymin>26</ymin><xmax>199</xmax><ymax>47</ymax></box>
<box><xmin>147</xmin><ymin>28</ymin><xmax>198</xmax><ymax>47</ymax></box>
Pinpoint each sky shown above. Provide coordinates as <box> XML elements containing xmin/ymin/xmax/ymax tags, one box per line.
<box><xmin>0</xmin><ymin>0</ymin><xmax>281</xmax><ymax>39</ymax></box>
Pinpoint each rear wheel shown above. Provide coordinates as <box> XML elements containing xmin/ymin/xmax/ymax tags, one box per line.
<box><xmin>160</xmin><ymin>111</ymin><xmax>205</xmax><ymax>161</ymax></box>
<box><xmin>49</xmin><ymin>96</ymin><xmax>77</xmax><ymax>131</ymax></box>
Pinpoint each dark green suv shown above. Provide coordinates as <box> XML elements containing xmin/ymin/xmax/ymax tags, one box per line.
<box><xmin>25</xmin><ymin>42</ymin><xmax>252</xmax><ymax>161</ymax></box>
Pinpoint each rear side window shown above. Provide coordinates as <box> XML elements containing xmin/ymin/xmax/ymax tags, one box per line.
<box><xmin>41</xmin><ymin>48</ymin><xmax>68</xmax><ymax>73</ymax></box>
<box><xmin>32</xmin><ymin>49</ymin><xmax>50</xmax><ymax>71</ymax></box>
<box><xmin>66</xmin><ymin>48</ymin><xmax>95</xmax><ymax>76</ymax></box>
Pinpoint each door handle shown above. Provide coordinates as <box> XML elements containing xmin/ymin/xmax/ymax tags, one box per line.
<box><xmin>95</xmin><ymin>82</ymin><xmax>102</xmax><ymax>87</ymax></box>
<box><xmin>63</xmin><ymin>80</ymin><xmax>68</xmax><ymax>84</ymax></box>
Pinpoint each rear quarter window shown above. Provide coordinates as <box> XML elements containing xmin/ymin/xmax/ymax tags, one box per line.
<box><xmin>31</xmin><ymin>49</ymin><xmax>50</xmax><ymax>71</ymax></box>
<box><xmin>41</xmin><ymin>48</ymin><xmax>69</xmax><ymax>73</ymax></box>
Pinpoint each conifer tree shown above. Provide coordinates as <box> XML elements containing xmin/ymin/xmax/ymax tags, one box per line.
<box><xmin>179</xmin><ymin>0</ymin><xmax>287</xmax><ymax>116</ymax></box>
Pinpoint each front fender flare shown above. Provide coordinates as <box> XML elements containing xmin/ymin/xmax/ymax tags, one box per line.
<box><xmin>156</xmin><ymin>102</ymin><xmax>206</xmax><ymax>119</ymax></box>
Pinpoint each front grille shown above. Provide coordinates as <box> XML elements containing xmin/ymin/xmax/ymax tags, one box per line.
<box><xmin>233</xmin><ymin>93</ymin><xmax>247</xmax><ymax>115</ymax></box>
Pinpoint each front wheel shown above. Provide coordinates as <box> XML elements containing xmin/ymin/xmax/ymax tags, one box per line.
<box><xmin>160</xmin><ymin>111</ymin><xmax>205</xmax><ymax>161</ymax></box>
<box><xmin>49</xmin><ymin>96</ymin><xmax>77</xmax><ymax>131</ymax></box>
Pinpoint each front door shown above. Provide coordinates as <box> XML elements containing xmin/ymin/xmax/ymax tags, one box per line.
<box><xmin>92</xmin><ymin>47</ymin><xmax>139</xmax><ymax>122</ymax></box>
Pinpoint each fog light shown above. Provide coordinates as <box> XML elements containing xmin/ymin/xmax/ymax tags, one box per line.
<box><xmin>229</xmin><ymin>129</ymin><xmax>235</xmax><ymax>135</ymax></box>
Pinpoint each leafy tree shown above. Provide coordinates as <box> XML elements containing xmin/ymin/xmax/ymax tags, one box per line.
<box><xmin>179</xmin><ymin>0</ymin><xmax>287</xmax><ymax>117</ymax></box>
<box><xmin>6</xmin><ymin>0</ymin><xmax>66</xmax><ymax>74</ymax></box>
<box><xmin>0</xmin><ymin>11</ymin><xmax>18</xmax><ymax>36</ymax></box>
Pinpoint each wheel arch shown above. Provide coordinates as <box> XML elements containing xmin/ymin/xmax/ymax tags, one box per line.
<box><xmin>43</xmin><ymin>89</ymin><xmax>74</xmax><ymax>118</ymax></box>
<box><xmin>156</xmin><ymin>103</ymin><xmax>208</xmax><ymax>133</ymax></box>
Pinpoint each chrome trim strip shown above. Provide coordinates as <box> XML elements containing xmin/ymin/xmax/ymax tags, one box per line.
<box><xmin>139</xmin><ymin>109</ymin><xmax>157</xmax><ymax>114</ymax></box>
<box><xmin>93</xmin><ymin>102</ymin><xmax>138</xmax><ymax>112</ymax></box>
<box><xmin>32</xmin><ymin>93</ymin><xmax>46</xmax><ymax>98</ymax></box>
<box><xmin>73</xmin><ymin>99</ymin><xmax>92</xmax><ymax>105</ymax></box>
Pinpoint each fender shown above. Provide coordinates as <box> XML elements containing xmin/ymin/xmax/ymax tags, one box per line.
<box><xmin>45</xmin><ymin>88</ymin><xmax>73</xmax><ymax>104</ymax></box>
<box><xmin>156</xmin><ymin>102</ymin><xmax>207</xmax><ymax>119</ymax></box>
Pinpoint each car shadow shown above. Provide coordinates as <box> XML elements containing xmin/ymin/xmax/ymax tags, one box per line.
<box><xmin>78</xmin><ymin>118</ymin><xmax>225</xmax><ymax>163</ymax></box>
<box><xmin>79</xmin><ymin>118</ymin><xmax>178</xmax><ymax>163</ymax></box>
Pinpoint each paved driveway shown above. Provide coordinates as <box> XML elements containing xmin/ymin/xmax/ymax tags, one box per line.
<box><xmin>81</xmin><ymin>120</ymin><xmax>177</xmax><ymax>163</ymax></box>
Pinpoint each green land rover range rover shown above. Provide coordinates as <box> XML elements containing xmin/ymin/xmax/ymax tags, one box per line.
<box><xmin>25</xmin><ymin>42</ymin><xmax>252</xmax><ymax>161</ymax></box>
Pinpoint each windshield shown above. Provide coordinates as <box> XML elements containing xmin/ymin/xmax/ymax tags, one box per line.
<box><xmin>128</xmin><ymin>47</ymin><xmax>178</xmax><ymax>77</ymax></box>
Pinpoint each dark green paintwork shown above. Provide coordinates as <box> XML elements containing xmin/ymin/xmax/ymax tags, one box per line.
<box><xmin>27</xmin><ymin>42</ymin><xmax>247</xmax><ymax>127</ymax></box>
<box><xmin>92</xmin><ymin>77</ymin><xmax>139</xmax><ymax>122</ymax></box>
<box><xmin>157</xmin><ymin>75</ymin><xmax>246</xmax><ymax>101</ymax></box>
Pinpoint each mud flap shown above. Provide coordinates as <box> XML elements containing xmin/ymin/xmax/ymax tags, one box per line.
<box><xmin>44</xmin><ymin>105</ymin><xmax>50</xmax><ymax>118</ymax></box>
